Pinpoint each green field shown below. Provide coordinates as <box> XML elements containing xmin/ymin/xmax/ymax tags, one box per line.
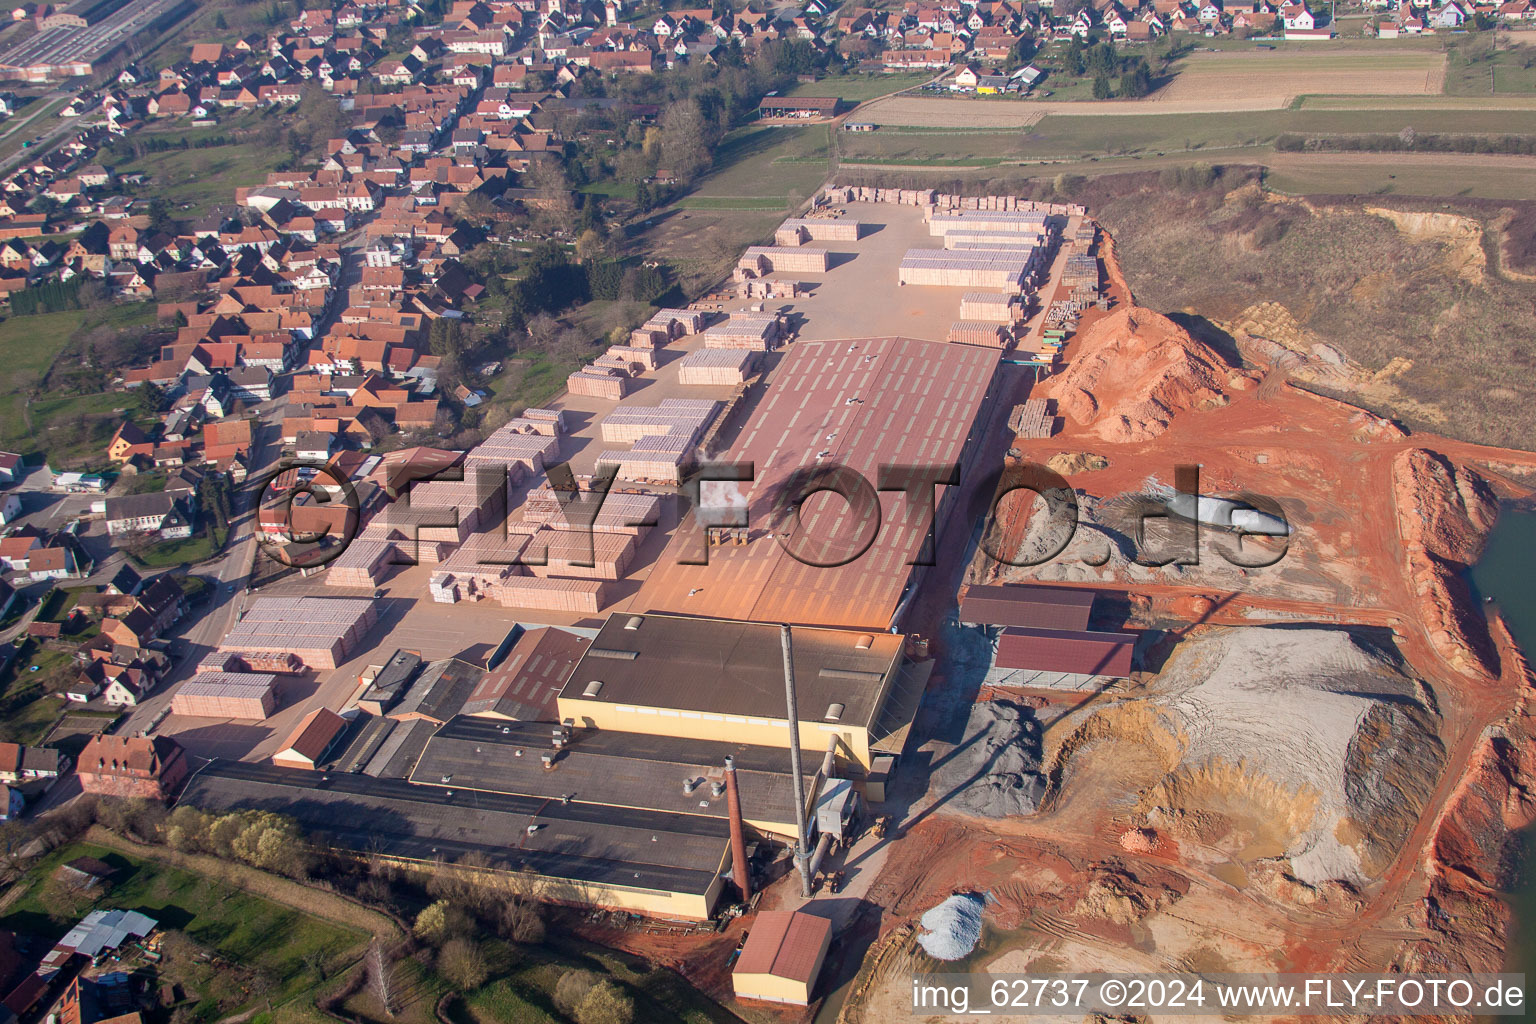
<box><xmin>1443</xmin><ymin>41</ymin><xmax>1536</xmax><ymax>95</ymax></box>
<box><xmin>787</xmin><ymin>70</ymin><xmax>933</xmax><ymax>103</ymax></box>
<box><xmin>3</xmin><ymin>842</ymin><xmax>365</xmax><ymax>1018</ymax></box>
<box><xmin>104</xmin><ymin>139</ymin><xmax>288</xmax><ymax>216</ymax></box>
<box><xmin>0</xmin><ymin>303</ymin><xmax>157</xmax><ymax>466</ymax></box>
<box><xmin>689</xmin><ymin>124</ymin><xmax>831</xmax><ymax>201</ymax></box>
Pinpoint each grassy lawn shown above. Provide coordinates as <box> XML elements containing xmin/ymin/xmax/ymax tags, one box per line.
<box><xmin>1443</xmin><ymin>41</ymin><xmax>1536</xmax><ymax>95</ymax></box>
<box><xmin>2</xmin><ymin>842</ymin><xmax>366</xmax><ymax>1020</ymax></box>
<box><xmin>105</xmin><ymin>140</ymin><xmax>288</xmax><ymax>217</ymax></box>
<box><xmin>442</xmin><ymin>936</ymin><xmax>743</xmax><ymax>1024</ymax></box>
<box><xmin>786</xmin><ymin>70</ymin><xmax>932</xmax><ymax>103</ymax></box>
<box><xmin>0</xmin><ymin>96</ymin><xmax>73</xmax><ymax>163</ymax></box>
<box><xmin>0</xmin><ymin>302</ymin><xmax>157</xmax><ymax>465</ymax></box>
<box><xmin>0</xmin><ymin>638</ymin><xmax>75</xmax><ymax>745</ymax></box>
<box><xmin>689</xmin><ymin>124</ymin><xmax>830</xmax><ymax>200</ymax></box>
<box><xmin>836</xmin><ymin>106</ymin><xmax>1536</xmax><ymax>165</ymax></box>
<box><xmin>131</xmin><ymin>525</ymin><xmax>226</xmax><ymax>570</ymax></box>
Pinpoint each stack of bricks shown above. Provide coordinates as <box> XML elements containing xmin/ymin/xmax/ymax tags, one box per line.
<box><xmin>566</xmin><ymin>367</ymin><xmax>630</xmax><ymax>400</ymax></box>
<box><xmin>678</xmin><ymin>347</ymin><xmax>758</xmax><ymax>385</ymax></box>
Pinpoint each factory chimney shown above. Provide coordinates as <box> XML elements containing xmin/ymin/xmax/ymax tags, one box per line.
<box><xmin>724</xmin><ymin>755</ymin><xmax>752</xmax><ymax>902</ymax></box>
<box><xmin>781</xmin><ymin>624</ymin><xmax>813</xmax><ymax>898</ymax></box>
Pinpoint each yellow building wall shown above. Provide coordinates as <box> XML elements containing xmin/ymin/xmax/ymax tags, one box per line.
<box><xmin>733</xmin><ymin>972</ymin><xmax>813</xmax><ymax>1006</ymax></box>
<box><xmin>558</xmin><ymin>695</ymin><xmax>874</xmax><ymax>768</ymax></box>
<box><xmin>372</xmin><ymin>845</ymin><xmax>728</xmax><ymax>921</ymax></box>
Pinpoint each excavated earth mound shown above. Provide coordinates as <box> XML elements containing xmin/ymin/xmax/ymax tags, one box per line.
<box><xmin>1392</xmin><ymin>448</ymin><xmax>1500</xmax><ymax>678</ymax></box>
<box><xmin>1046</xmin><ymin>626</ymin><xmax>1445</xmax><ymax>887</ymax></box>
<box><xmin>1041</xmin><ymin>305</ymin><xmax>1255</xmax><ymax>443</ymax></box>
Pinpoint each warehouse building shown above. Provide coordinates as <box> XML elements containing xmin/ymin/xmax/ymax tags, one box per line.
<box><xmin>170</xmin><ymin>671</ymin><xmax>279</xmax><ymax>720</ymax></box>
<box><xmin>733</xmin><ymin>910</ymin><xmax>833</xmax><ymax>1006</ymax></box>
<box><xmin>389</xmin><ymin>657</ymin><xmax>483</xmax><ymax>725</ymax></box>
<box><xmin>636</xmin><ymin>336</ymin><xmax>1002</xmax><ymax>630</ymax></box>
<box><xmin>557</xmin><ymin>613</ymin><xmax>921</xmax><ymax>775</ymax></box>
<box><xmin>411</xmin><ymin>717</ymin><xmax>813</xmax><ymax>837</ymax></box>
<box><xmin>462</xmin><ymin>626</ymin><xmax>590</xmax><ymax>720</ymax></box>
<box><xmin>179</xmin><ymin>760</ymin><xmax>732</xmax><ymax>920</ymax></box>
<box><xmin>678</xmin><ymin>348</ymin><xmax>758</xmax><ymax>386</ymax></box>
<box><xmin>356</xmin><ymin>649</ymin><xmax>426</xmax><ymax>715</ymax></box>
<box><xmin>757</xmin><ymin>95</ymin><xmax>842</xmax><ymax>119</ymax></box>
<box><xmin>272</xmin><ymin>708</ymin><xmax>350</xmax><ymax>769</ymax></box>
<box><xmin>219</xmin><ymin>596</ymin><xmax>377</xmax><ymax>671</ymax></box>
<box><xmin>960</xmin><ymin>584</ymin><xmax>1137</xmax><ymax>687</ymax></box>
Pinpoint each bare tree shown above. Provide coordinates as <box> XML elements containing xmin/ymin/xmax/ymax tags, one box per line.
<box><xmin>366</xmin><ymin>939</ymin><xmax>396</xmax><ymax>1017</ymax></box>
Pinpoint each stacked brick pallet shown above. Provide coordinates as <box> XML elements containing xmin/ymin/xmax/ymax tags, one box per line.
<box><xmin>678</xmin><ymin>347</ymin><xmax>758</xmax><ymax>385</ymax></box>
<box><xmin>465</xmin><ymin>420</ymin><xmax>561</xmax><ymax>475</ymax></box>
<box><xmin>960</xmin><ymin>292</ymin><xmax>1019</xmax><ymax>323</ymax></box>
<box><xmin>1008</xmin><ymin>399</ymin><xmax>1054</xmax><ymax>439</ymax></box>
<box><xmin>774</xmin><ymin>217</ymin><xmax>862</xmax><ymax>245</ymax></box>
<box><xmin>524</xmin><ymin>485</ymin><xmax>661</xmax><ymax>536</ymax></box>
<box><xmin>526</xmin><ymin>529</ymin><xmax>637</xmax><ymax>580</ymax></box>
<box><xmin>327</xmin><ymin>537</ymin><xmax>398</xmax><ymax>588</ymax></box>
<box><xmin>899</xmin><ymin>250</ymin><xmax>1030</xmax><ymax>290</ymax></box>
<box><xmin>943</xmin><ymin>230</ymin><xmax>1046</xmax><ymax>250</ymax></box>
<box><xmin>171</xmin><ymin>671</ymin><xmax>280</xmax><ymax>720</ymax></box>
<box><xmin>599</xmin><ymin>398</ymin><xmax>720</xmax><ymax>445</ymax></box>
<box><xmin>604</xmin><ymin>345</ymin><xmax>658</xmax><ymax>371</ymax></box>
<box><xmin>220</xmin><ymin>596</ymin><xmax>377</xmax><ymax>671</ymax></box>
<box><xmin>566</xmin><ymin>367</ymin><xmax>630</xmax><ymax>400</ymax></box>
<box><xmin>596</xmin><ymin>433</ymin><xmax>694</xmax><ymax>486</ymax></box>
<box><xmin>1062</xmin><ymin>254</ymin><xmax>1100</xmax><ymax>289</ymax></box>
<box><xmin>483</xmin><ymin>577</ymin><xmax>608</xmax><ymax>614</ymax></box>
<box><xmin>703</xmin><ymin>314</ymin><xmax>780</xmax><ymax>351</ymax></box>
<box><xmin>947</xmin><ymin>321</ymin><xmax>1009</xmax><ymax>348</ymax></box>
<box><xmin>737</xmin><ymin>279</ymin><xmax>802</xmax><ymax>300</ymax></box>
<box><xmin>734</xmin><ymin>246</ymin><xmax>829</xmax><ymax>280</ymax></box>
<box><xmin>817</xmin><ymin>185</ymin><xmax>1083</xmax><ymax>219</ymax></box>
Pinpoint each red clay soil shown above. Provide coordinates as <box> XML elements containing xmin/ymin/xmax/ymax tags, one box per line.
<box><xmin>854</xmin><ymin>222</ymin><xmax>1536</xmax><ymax>996</ymax></box>
<box><xmin>1040</xmin><ymin>304</ymin><xmax>1256</xmax><ymax>444</ymax></box>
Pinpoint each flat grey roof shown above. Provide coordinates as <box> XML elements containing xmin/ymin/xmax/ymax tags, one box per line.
<box><xmin>559</xmin><ymin>613</ymin><xmax>904</xmax><ymax>729</ymax></box>
<box><xmin>180</xmin><ymin>760</ymin><xmax>728</xmax><ymax>895</ymax></box>
<box><xmin>413</xmin><ymin>717</ymin><xmax>817</xmax><ymax>828</ymax></box>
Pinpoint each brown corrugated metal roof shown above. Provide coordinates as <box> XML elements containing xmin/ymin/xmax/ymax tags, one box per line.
<box><xmin>994</xmin><ymin>626</ymin><xmax>1135</xmax><ymax>677</ymax></box>
<box><xmin>635</xmin><ymin>336</ymin><xmax>999</xmax><ymax>630</ymax></box>
<box><xmin>959</xmin><ymin>584</ymin><xmax>1097</xmax><ymax>631</ymax></box>
<box><xmin>735</xmin><ymin>910</ymin><xmax>830</xmax><ymax>982</ymax></box>
<box><xmin>278</xmin><ymin>707</ymin><xmax>348</xmax><ymax>763</ymax></box>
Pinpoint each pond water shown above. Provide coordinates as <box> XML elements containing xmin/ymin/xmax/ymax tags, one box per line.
<box><xmin>1466</xmin><ymin>507</ymin><xmax>1536</xmax><ymax>976</ymax></box>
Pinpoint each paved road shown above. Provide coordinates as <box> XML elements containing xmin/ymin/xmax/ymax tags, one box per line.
<box><xmin>0</xmin><ymin>98</ymin><xmax>92</xmax><ymax>177</ymax></box>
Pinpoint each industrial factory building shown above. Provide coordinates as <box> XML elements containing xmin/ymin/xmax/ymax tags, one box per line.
<box><xmin>961</xmin><ymin>584</ymin><xmax>1138</xmax><ymax>687</ymax></box>
<box><xmin>179</xmin><ymin>760</ymin><xmax>733</xmax><ymax>920</ymax></box>
<box><xmin>556</xmin><ymin>613</ymin><xmax>921</xmax><ymax>775</ymax></box>
<box><xmin>636</xmin><ymin>336</ymin><xmax>1002</xmax><ymax>630</ymax></box>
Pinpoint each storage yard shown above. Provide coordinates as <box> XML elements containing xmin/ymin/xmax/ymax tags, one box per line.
<box><xmin>121</xmin><ymin>170</ymin><xmax>1536</xmax><ymax>1024</ymax></box>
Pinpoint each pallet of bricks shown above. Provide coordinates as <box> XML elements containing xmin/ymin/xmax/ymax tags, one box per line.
<box><xmin>1061</xmin><ymin>254</ymin><xmax>1099</xmax><ymax>290</ymax></box>
<box><xmin>947</xmin><ymin>321</ymin><xmax>1009</xmax><ymax>348</ymax></box>
<box><xmin>1007</xmin><ymin>399</ymin><xmax>1053</xmax><ymax>439</ymax></box>
<box><xmin>677</xmin><ymin>347</ymin><xmax>758</xmax><ymax>385</ymax></box>
<box><xmin>483</xmin><ymin>576</ymin><xmax>609</xmax><ymax>614</ymax></box>
<box><xmin>704</xmin><ymin>315</ymin><xmax>779</xmax><ymax>351</ymax></box>
<box><xmin>959</xmin><ymin>292</ymin><xmax>1018</xmax><ymax>323</ymax></box>
<box><xmin>567</xmin><ymin>367</ymin><xmax>629</xmax><ymax>400</ymax></box>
